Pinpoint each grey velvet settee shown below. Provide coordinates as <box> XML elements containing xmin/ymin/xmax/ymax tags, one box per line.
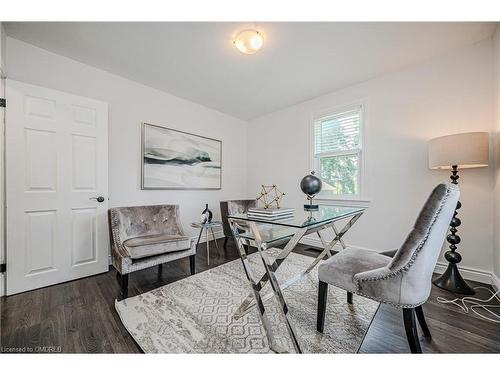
<box><xmin>108</xmin><ymin>204</ymin><xmax>196</xmax><ymax>299</ymax></box>
<box><xmin>316</xmin><ymin>183</ymin><xmax>459</xmax><ymax>353</ymax></box>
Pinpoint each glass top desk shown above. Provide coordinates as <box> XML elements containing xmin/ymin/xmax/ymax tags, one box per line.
<box><xmin>228</xmin><ymin>205</ymin><xmax>365</xmax><ymax>354</ymax></box>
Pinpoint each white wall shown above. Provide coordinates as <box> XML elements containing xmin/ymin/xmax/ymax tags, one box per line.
<box><xmin>247</xmin><ymin>40</ymin><xmax>496</xmax><ymax>277</ymax></box>
<box><xmin>4</xmin><ymin>37</ymin><xmax>248</xmax><ymax>250</ymax></box>
<box><xmin>0</xmin><ymin>24</ymin><xmax>5</xmax><ymax>71</ymax></box>
<box><xmin>493</xmin><ymin>26</ymin><xmax>500</xmax><ymax>287</ymax></box>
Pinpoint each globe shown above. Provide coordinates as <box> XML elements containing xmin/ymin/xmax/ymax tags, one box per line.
<box><xmin>300</xmin><ymin>171</ymin><xmax>322</xmax><ymax>198</ymax></box>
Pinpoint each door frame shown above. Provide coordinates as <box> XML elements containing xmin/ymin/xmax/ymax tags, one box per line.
<box><xmin>0</xmin><ymin>71</ymin><xmax>5</xmax><ymax>297</ymax></box>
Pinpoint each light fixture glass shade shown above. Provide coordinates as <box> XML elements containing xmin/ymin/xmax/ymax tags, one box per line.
<box><xmin>428</xmin><ymin>132</ymin><xmax>489</xmax><ymax>170</ymax></box>
<box><xmin>233</xmin><ymin>30</ymin><xmax>264</xmax><ymax>54</ymax></box>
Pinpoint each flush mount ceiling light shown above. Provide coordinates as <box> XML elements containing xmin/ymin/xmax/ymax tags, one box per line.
<box><xmin>233</xmin><ymin>29</ymin><xmax>264</xmax><ymax>55</ymax></box>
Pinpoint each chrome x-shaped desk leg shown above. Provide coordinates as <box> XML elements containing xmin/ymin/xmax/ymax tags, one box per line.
<box><xmin>233</xmin><ymin>225</ymin><xmax>306</xmax><ymax>320</ymax></box>
<box><xmin>302</xmin><ymin>212</ymin><xmax>362</xmax><ymax>275</ymax></box>
<box><xmin>229</xmin><ymin>212</ymin><xmax>363</xmax><ymax>353</ymax></box>
<box><xmin>229</xmin><ymin>219</ymin><xmax>290</xmax><ymax>353</ymax></box>
<box><xmin>248</xmin><ymin>221</ymin><xmax>302</xmax><ymax>353</ymax></box>
<box><xmin>233</xmin><ymin>212</ymin><xmax>363</xmax><ymax>319</ymax></box>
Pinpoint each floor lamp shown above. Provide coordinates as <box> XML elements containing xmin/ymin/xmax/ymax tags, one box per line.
<box><xmin>428</xmin><ymin>132</ymin><xmax>489</xmax><ymax>295</ymax></box>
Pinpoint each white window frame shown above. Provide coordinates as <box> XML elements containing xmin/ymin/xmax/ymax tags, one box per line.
<box><xmin>310</xmin><ymin>102</ymin><xmax>368</xmax><ymax>205</ymax></box>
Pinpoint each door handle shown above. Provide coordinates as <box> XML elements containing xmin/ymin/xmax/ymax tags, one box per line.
<box><xmin>89</xmin><ymin>196</ymin><xmax>105</xmax><ymax>203</ymax></box>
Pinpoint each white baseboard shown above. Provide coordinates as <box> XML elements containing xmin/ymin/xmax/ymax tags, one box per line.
<box><xmin>433</xmin><ymin>262</ymin><xmax>495</xmax><ymax>286</ymax></box>
<box><xmin>492</xmin><ymin>272</ymin><xmax>500</xmax><ymax>291</ymax></box>
<box><xmin>299</xmin><ymin>237</ymin><xmax>499</xmax><ymax>288</ymax></box>
<box><xmin>0</xmin><ymin>272</ymin><xmax>5</xmax><ymax>297</ymax></box>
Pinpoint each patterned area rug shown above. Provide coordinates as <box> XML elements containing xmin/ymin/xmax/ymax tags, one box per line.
<box><xmin>115</xmin><ymin>250</ymin><xmax>379</xmax><ymax>353</ymax></box>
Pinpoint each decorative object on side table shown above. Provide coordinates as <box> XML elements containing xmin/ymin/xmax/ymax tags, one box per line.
<box><xmin>141</xmin><ymin>122</ymin><xmax>222</xmax><ymax>190</ymax></box>
<box><xmin>300</xmin><ymin>171</ymin><xmax>322</xmax><ymax>211</ymax></box>
<box><xmin>200</xmin><ymin>203</ymin><xmax>213</xmax><ymax>224</ymax></box>
<box><xmin>428</xmin><ymin>132</ymin><xmax>489</xmax><ymax>295</ymax></box>
<box><xmin>191</xmin><ymin>220</ymin><xmax>223</xmax><ymax>265</ymax></box>
<box><xmin>256</xmin><ymin>184</ymin><xmax>285</xmax><ymax>209</ymax></box>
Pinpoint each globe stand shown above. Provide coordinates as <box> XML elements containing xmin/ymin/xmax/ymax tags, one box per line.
<box><xmin>304</xmin><ymin>196</ymin><xmax>319</xmax><ymax>211</ymax></box>
<box><xmin>304</xmin><ymin>205</ymin><xmax>319</xmax><ymax>211</ymax></box>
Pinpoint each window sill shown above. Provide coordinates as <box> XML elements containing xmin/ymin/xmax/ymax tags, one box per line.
<box><xmin>314</xmin><ymin>196</ymin><xmax>371</xmax><ymax>208</ymax></box>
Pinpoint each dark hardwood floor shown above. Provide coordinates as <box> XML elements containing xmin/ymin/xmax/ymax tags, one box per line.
<box><xmin>1</xmin><ymin>239</ymin><xmax>499</xmax><ymax>353</ymax></box>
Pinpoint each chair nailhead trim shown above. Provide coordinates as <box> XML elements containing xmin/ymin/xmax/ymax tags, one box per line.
<box><xmin>353</xmin><ymin>185</ymin><xmax>455</xmax><ymax>307</ymax></box>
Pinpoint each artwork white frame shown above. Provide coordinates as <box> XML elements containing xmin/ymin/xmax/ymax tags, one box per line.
<box><xmin>141</xmin><ymin>122</ymin><xmax>222</xmax><ymax>190</ymax></box>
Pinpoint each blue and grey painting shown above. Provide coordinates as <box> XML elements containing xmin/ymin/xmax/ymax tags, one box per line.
<box><xmin>143</xmin><ymin>124</ymin><xmax>221</xmax><ymax>188</ymax></box>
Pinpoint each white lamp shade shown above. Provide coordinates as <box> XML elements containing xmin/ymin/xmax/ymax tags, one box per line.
<box><xmin>428</xmin><ymin>132</ymin><xmax>489</xmax><ymax>170</ymax></box>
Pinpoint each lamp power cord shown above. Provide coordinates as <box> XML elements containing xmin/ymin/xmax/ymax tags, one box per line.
<box><xmin>436</xmin><ymin>287</ymin><xmax>500</xmax><ymax>323</ymax></box>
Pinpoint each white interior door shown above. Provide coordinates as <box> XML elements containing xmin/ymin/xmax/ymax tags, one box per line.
<box><xmin>6</xmin><ymin>80</ymin><xmax>109</xmax><ymax>295</ymax></box>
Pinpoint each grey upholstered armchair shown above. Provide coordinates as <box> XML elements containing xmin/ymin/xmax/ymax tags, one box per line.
<box><xmin>220</xmin><ymin>200</ymin><xmax>258</xmax><ymax>248</ymax></box>
<box><xmin>109</xmin><ymin>204</ymin><xmax>196</xmax><ymax>299</ymax></box>
<box><xmin>317</xmin><ymin>183</ymin><xmax>460</xmax><ymax>353</ymax></box>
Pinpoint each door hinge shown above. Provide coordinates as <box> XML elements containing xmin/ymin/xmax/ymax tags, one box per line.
<box><xmin>0</xmin><ymin>263</ymin><xmax>5</xmax><ymax>273</ymax></box>
<box><xmin>0</xmin><ymin>98</ymin><xmax>5</xmax><ymax>108</ymax></box>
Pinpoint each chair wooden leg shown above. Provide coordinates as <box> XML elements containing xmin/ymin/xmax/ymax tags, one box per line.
<box><xmin>189</xmin><ymin>254</ymin><xmax>196</xmax><ymax>275</ymax></box>
<box><xmin>120</xmin><ymin>273</ymin><xmax>129</xmax><ymax>300</ymax></box>
<box><xmin>415</xmin><ymin>305</ymin><xmax>432</xmax><ymax>339</ymax></box>
<box><xmin>317</xmin><ymin>281</ymin><xmax>328</xmax><ymax>333</ymax></box>
<box><xmin>223</xmin><ymin>236</ymin><xmax>229</xmax><ymax>249</ymax></box>
<box><xmin>403</xmin><ymin>308</ymin><xmax>422</xmax><ymax>353</ymax></box>
<box><xmin>347</xmin><ymin>291</ymin><xmax>353</xmax><ymax>304</ymax></box>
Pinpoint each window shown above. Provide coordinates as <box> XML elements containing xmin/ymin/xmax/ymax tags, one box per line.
<box><xmin>313</xmin><ymin>105</ymin><xmax>363</xmax><ymax>199</ymax></box>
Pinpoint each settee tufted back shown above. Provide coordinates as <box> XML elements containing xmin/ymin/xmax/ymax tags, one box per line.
<box><xmin>110</xmin><ymin>204</ymin><xmax>184</xmax><ymax>242</ymax></box>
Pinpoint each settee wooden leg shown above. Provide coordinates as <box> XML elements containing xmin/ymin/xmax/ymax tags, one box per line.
<box><xmin>317</xmin><ymin>281</ymin><xmax>328</xmax><ymax>333</ymax></box>
<box><xmin>223</xmin><ymin>236</ymin><xmax>229</xmax><ymax>249</ymax></box>
<box><xmin>190</xmin><ymin>255</ymin><xmax>196</xmax><ymax>275</ymax></box>
<box><xmin>158</xmin><ymin>263</ymin><xmax>163</xmax><ymax>278</ymax></box>
<box><xmin>347</xmin><ymin>291</ymin><xmax>353</xmax><ymax>305</ymax></box>
<box><xmin>403</xmin><ymin>308</ymin><xmax>422</xmax><ymax>353</ymax></box>
<box><xmin>120</xmin><ymin>273</ymin><xmax>129</xmax><ymax>300</ymax></box>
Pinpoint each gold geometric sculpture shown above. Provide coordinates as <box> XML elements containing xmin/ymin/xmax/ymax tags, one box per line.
<box><xmin>256</xmin><ymin>184</ymin><xmax>286</xmax><ymax>209</ymax></box>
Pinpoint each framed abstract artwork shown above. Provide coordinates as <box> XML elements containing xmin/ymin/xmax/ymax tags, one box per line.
<box><xmin>141</xmin><ymin>122</ymin><xmax>222</xmax><ymax>189</ymax></box>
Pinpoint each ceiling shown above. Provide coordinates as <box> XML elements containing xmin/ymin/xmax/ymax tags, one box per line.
<box><xmin>4</xmin><ymin>22</ymin><xmax>497</xmax><ymax>120</ymax></box>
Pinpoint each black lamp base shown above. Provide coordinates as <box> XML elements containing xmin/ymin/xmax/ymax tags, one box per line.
<box><xmin>433</xmin><ymin>263</ymin><xmax>475</xmax><ymax>295</ymax></box>
<box><xmin>432</xmin><ymin>165</ymin><xmax>475</xmax><ymax>296</ymax></box>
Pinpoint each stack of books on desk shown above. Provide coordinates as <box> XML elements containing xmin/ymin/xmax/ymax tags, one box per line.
<box><xmin>247</xmin><ymin>207</ymin><xmax>294</xmax><ymax>220</ymax></box>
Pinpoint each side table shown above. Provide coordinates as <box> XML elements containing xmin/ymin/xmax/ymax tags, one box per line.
<box><xmin>191</xmin><ymin>221</ymin><xmax>223</xmax><ymax>265</ymax></box>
